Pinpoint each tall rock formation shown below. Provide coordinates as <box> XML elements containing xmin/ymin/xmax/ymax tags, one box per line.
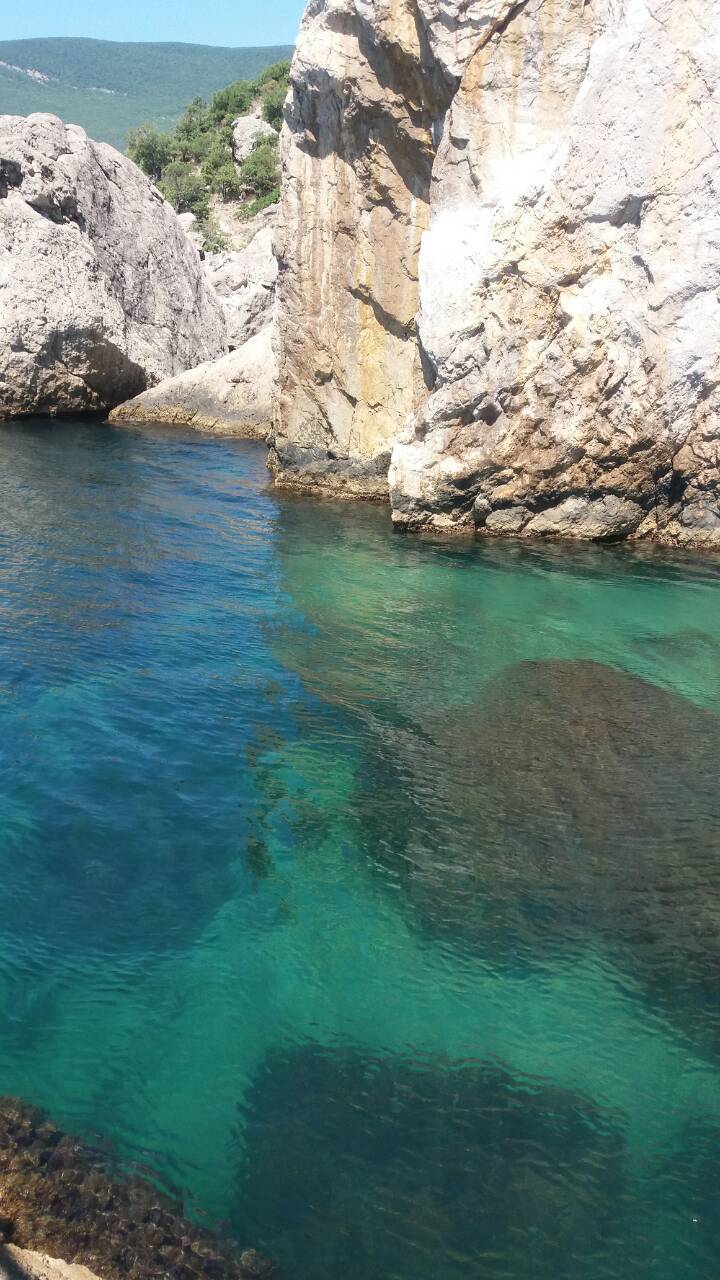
<box><xmin>0</xmin><ymin>114</ymin><xmax>226</xmax><ymax>419</ymax></box>
<box><xmin>274</xmin><ymin>0</ymin><xmax>720</xmax><ymax>545</ymax></box>
<box><xmin>271</xmin><ymin>0</ymin><xmax>456</xmax><ymax>497</ymax></box>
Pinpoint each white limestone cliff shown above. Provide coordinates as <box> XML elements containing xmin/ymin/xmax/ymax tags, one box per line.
<box><xmin>274</xmin><ymin>0</ymin><xmax>720</xmax><ymax>545</ymax></box>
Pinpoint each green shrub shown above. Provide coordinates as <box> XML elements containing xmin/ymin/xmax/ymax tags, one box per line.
<box><xmin>262</xmin><ymin>82</ymin><xmax>287</xmax><ymax>130</ymax></box>
<box><xmin>173</xmin><ymin>95</ymin><xmax>213</xmax><ymax>161</ymax></box>
<box><xmin>209</xmin><ymin>78</ymin><xmax>254</xmax><ymax>124</ymax></box>
<box><xmin>158</xmin><ymin>160</ymin><xmax>209</xmax><ymax>220</ymax></box>
<box><xmin>126</xmin><ymin>124</ymin><xmax>173</xmax><ymax>181</ymax></box>
<box><xmin>239</xmin><ymin>136</ymin><xmax>280</xmax><ymax>197</ymax></box>
<box><xmin>200</xmin><ymin>220</ymin><xmax>229</xmax><ymax>253</ymax></box>
<box><xmin>257</xmin><ymin>59</ymin><xmax>291</xmax><ymax>87</ymax></box>
<box><xmin>241</xmin><ymin>190</ymin><xmax>280</xmax><ymax>220</ymax></box>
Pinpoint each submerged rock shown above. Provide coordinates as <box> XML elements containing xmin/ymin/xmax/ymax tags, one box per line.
<box><xmin>274</xmin><ymin>1</ymin><xmax>720</xmax><ymax>543</ymax></box>
<box><xmin>0</xmin><ymin>114</ymin><xmax>226</xmax><ymax>419</ymax></box>
<box><xmin>235</xmin><ymin>1045</ymin><xmax>622</xmax><ymax>1280</ymax></box>
<box><xmin>0</xmin><ymin>1097</ymin><xmax>274</xmax><ymax>1280</ymax></box>
<box><xmin>362</xmin><ymin>660</ymin><xmax>720</xmax><ymax>1042</ymax></box>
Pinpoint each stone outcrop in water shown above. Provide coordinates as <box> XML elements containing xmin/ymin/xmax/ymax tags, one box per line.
<box><xmin>108</xmin><ymin>331</ymin><xmax>276</xmax><ymax>438</ymax></box>
<box><xmin>274</xmin><ymin>1</ymin><xmax>720</xmax><ymax>544</ymax></box>
<box><xmin>110</xmin><ymin>218</ymin><xmax>278</xmax><ymax>437</ymax></box>
<box><xmin>0</xmin><ymin>1097</ymin><xmax>276</xmax><ymax>1280</ymax></box>
<box><xmin>0</xmin><ymin>114</ymin><xmax>227</xmax><ymax>419</ymax></box>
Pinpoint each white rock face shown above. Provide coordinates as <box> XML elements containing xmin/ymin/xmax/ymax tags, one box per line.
<box><xmin>232</xmin><ymin>107</ymin><xmax>278</xmax><ymax>166</ymax></box>
<box><xmin>111</xmin><ymin>220</ymin><xmax>278</xmax><ymax>437</ymax></box>
<box><xmin>276</xmin><ymin>0</ymin><xmax>720</xmax><ymax>545</ymax></box>
<box><xmin>205</xmin><ymin>225</ymin><xmax>278</xmax><ymax>349</ymax></box>
<box><xmin>0</xmin><ymin>114</ymin><xmax>227</xmax><ymax>418</ymax></box>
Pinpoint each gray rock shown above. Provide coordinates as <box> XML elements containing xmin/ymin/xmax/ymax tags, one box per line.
<box><xmin>205</xmin><ymin>225</ymin><xmax>277</xmax><ymax>349</ymax></box>
<box><xmin>0</xmin><ymin>113</ymin><xmax>227</xmax><ymax>417</ymax></box>
<box><xmin>523</xmin><ymin>497</ymin><xmax>644</xmax><ymax>542</ymax></box>
<box><xmin>232</xmin><ymin>108</ymin><xmax>277</xmax><ymax>166</ymax></box>
<box><xmin>109</xmin><ymin>325</ymin><xmax>276</xmax><ymax>439</ymax></box>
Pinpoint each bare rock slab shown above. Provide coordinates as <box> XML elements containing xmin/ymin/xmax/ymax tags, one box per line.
<box><xmin>110</xmin><ymin>327</ymin><xmax>276</xmax><ymax>439</ymax></box>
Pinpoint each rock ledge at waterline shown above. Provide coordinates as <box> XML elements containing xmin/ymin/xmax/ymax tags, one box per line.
<box><xmin>0</xmin><ymin>113</ymin><xmax>226</xmax><ymax>418</ymax></box>
<box><xmin>272</xmin><ymin>0</ymin><xmax>720</xmax><ymax>547</ymax></box>
<box><xmin>110</xmin><ymin>216</ymin><xmax>278</xmax><ymax>437</ymax></box>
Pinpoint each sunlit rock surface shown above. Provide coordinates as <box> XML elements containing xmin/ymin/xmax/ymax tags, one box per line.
<box><xmin>275</xmin><ymin>1</ymin><xmax>720</xmax><ymax>543</ymax></box>
<box><xmin>111</xmin><ymin>222</ymin><xmax>278</xmax><ymax>436</ymax></box>
<box><xmin>0</xmin><ymin>114</ymin><xmax>226</xmax><ymax>418</ymax></box>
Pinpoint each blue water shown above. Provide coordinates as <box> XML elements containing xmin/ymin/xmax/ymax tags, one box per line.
<box><xmin>1</xmin><ymin>418</ymin><xmax>720</xmax><ymax>1278</ymax></box>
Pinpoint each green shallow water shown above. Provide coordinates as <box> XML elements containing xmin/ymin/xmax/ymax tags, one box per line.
<box><xmin>1</xmin><ymin>419</ymin><xmax>720</xmax><ymax>1278</ymax></box>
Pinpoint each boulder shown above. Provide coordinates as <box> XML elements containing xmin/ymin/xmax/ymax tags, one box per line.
<box><xmin>0</xmin><ymin>113</ymin><xmax>226</xmax><ymax>418</ymax></box>
<box><xmin>111</xmin><ymin>219</ymin><xmax>279</xmax><ymax>437</ymax></box>
<box><xmin>205</xmin><ymin>225</ymin><xmax>277</xmax><ymax>349</ymax></box>
<box><xmin>109</xmin><ymin>326</ymin><xmax>276</xmax><ymax>438</ymax></box>
<box><xmin>231</xmin><ymin>107</ymin><xmax>277</xmax><ymax>167</ymax></box>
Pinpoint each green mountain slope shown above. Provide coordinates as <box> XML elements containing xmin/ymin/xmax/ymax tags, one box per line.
<box><xmin>0</xmin><ymin>38</ymin><xmax>293</xmax><ymax>149</ymax></box>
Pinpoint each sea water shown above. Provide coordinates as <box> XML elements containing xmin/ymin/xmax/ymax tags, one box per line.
<box><xmin>1</xmin><ymin>419</ymin><xmax>720</xmax><ymax>1279</ymax></box>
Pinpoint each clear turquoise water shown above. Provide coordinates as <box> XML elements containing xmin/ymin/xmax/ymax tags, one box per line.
<box><xmin>1</xmin><ymin>419</ymin><xmax>720</xmax><ymax>1278</ymax></box>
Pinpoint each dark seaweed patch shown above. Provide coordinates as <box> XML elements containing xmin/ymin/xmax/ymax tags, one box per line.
<box><xmin>233</xmin><ymin>1045</ymin><xmax>624</xmax><ymax>1280</ymax></box>
<box><xmin>358</xmin><ymin>661</ymin><xmax>720</xmax><ymax>1046</ymax></box>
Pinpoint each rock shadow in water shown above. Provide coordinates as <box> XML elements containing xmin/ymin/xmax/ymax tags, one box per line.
<box><xmin>233</xmin><ymin>1045</ymin><xmax>624</xmax><ymax>1280</ymax></box>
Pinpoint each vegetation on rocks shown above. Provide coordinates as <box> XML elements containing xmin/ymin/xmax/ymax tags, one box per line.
<box><xmin>127</xmin><ymin>60</ymin><xmax>288</xmax><ymax>244</ymax></box>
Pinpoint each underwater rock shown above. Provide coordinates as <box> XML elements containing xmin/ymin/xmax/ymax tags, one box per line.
<box><xmin>363</xmin><ymin>660</ymin><xmax>720</xmax><ymax>1040</ymax></box>
<box><xmin>234</xmin><ymin>1045</ymin><xmax>623</xmax><ymax>1280</ymax></box>
<box><xmin>0</xmin><ymin>1097</ymin><xmax>274</xmax><ymax>1280</ymax></box>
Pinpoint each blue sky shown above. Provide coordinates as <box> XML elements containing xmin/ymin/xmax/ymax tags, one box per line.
<box><xmin>3</xmin><ymin>0</ymin><xmax>306</xmax><ymax>47</ymax></box>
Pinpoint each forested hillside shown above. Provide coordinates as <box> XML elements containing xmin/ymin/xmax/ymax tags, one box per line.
<box><xmin>0</xmin><ymin>38</ymin><xmax>292</xmax><ymax>148</ymax></box>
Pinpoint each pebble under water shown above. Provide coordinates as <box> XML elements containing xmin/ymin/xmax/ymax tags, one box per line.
<box><xmin>1</xmin><ymin>419</ymin><xmax>720</xmax><ymax>1279</ymax></box>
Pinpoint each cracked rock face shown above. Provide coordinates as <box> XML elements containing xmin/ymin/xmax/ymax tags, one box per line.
<box><xmin>271</xmin><ymin>0</ymin><xmax>457</xmax><ymax>498</ymax></box>
<box><xmin>276</xmin><ymin>0</ymin><xmax>720</xmax><ymax>544</ymax></box>
<box><xmin>110</xmin><ymin>219</ymin><xmax>278</xmax><ymax>437</ymax></box>
<box><xmin>0</xmin><ymin>114</ymin><xmax>227</xmax><ymax>418</ymax></box>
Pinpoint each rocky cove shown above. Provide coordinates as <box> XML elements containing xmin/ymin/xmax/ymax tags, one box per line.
<box><xmin>1</xmin><ymin>4</ymin><xmax>720</xmax><ymax>1280</ymax></box>
<box><xmin>2</xmin><ymin>0</ymin><xmax>719</xmax><ymax>546</ymax></box>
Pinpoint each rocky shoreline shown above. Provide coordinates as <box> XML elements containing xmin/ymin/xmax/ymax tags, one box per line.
<box><xmin>0</xmin><ymin>1098</ymin><xmax>277</xmax><ymax>1280</ymax></box>
<box><xmin>1</xmin><ymin>0</ymin><xmax>719</xmax><ymax>549</ymax></box>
